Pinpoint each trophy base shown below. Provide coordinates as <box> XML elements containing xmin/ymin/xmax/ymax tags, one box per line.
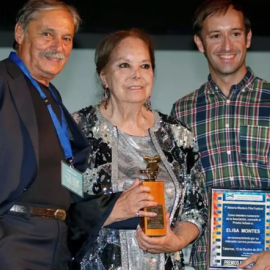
<box><xmin>140</xmin><ymin>181</ymin><xmax>166</xmax><ymax>236</ymax></box>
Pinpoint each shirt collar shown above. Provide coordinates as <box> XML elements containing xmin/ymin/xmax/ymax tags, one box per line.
<box><xmin>207</xmin><ymin>67</ymin><xmax>255</xmax><ymax>94</ymax></box>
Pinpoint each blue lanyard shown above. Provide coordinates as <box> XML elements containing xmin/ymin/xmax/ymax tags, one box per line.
<box><xmin>9</xmin><ymin>51</ymin><xmax>73</xmax><ymax>163</ymax></box>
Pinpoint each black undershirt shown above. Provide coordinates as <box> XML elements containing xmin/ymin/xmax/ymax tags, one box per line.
<box><xmin>19</xmin><ymin>77</ymin><xmax>71</xmax><ymax>210</ymax></box>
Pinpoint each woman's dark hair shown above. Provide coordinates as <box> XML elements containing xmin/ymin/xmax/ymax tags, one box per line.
<box><xmin>95</xmin><ymin>28</ymin><xmax>155</xmax><ymax>78</ymax></box>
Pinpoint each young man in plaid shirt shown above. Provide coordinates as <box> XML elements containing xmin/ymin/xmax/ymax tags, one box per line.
<box><xmin>171</xmin><ymin>0</ymin><xmax>270</xmax><ymax>269</ymax></box>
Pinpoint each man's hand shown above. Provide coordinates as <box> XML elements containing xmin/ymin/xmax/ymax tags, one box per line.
<box><xmin>238</xmin><ymin>251</ymin><xmax>270</xmax><ymax>270</ymax></box>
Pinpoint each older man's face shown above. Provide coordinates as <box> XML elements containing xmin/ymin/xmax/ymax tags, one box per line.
<box><xmin>15</xmin><ymin>8</ymin><xmax>74</xmax><ymax>85</ymax></box>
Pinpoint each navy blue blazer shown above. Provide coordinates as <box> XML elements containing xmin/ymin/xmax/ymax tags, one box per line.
<box><xmin>0</xmin><ymin>58</ymin><xmax>90</xmax><ymax>216</ymax></box>
<box><xmin>0</xmin><ymin>58</ymin><xmax>121</xmax><ymax>262</ymax></box>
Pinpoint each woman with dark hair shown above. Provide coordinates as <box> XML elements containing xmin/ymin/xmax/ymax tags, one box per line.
<box><xmin>69</xmin><ymin>28</ymin><xmax>207</xmax><ymax>270</ymax></box>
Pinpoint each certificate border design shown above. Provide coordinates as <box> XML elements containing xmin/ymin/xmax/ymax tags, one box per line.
<box><xmin>208</xmin><ymin>188</ymin><xmax>270</xmax><ymax>270</ymax></box>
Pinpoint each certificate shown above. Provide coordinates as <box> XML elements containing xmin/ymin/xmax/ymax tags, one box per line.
<box><xmin>208</xmin><ymin>188</ymin><xmax>270</xmax><ymax>270</ymax></box>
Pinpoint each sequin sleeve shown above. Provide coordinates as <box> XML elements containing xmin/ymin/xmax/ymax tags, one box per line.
<box><xmin>153</xmin><ymin>112</ymin><xmax>208</xmax><ymax>241</ymax></box>
<box><xmin>179</xmin><ymin>141</ymin><xmax>208</xmax><ymax>240</ymax></box>
<box><xmin>72</xmin><ymin>110</ymin><xmax>92</xmax><ymax>136</ymax></box>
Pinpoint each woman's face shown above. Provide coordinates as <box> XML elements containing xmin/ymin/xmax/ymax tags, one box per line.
<box><xmin>100</xmin><ymin>37</ymin><xmax>154</xmax><ymax>106</ymax></box>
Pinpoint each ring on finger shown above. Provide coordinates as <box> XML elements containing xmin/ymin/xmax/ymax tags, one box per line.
<box><xmin>136</xmin><ymin>211</ymin><xmax>140</xmax><ymax>218</ymax></box>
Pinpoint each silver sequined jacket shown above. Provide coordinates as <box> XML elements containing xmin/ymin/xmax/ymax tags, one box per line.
<box><xmin>69</xmin><ymin>105</ymin><xmax>208</xmax><ymax>269</ymax></box>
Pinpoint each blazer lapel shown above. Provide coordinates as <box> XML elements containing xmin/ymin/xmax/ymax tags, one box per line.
<box><xmin>6</xmin><ymin>59</ymin><xmax>39</xmax><ymax>166</ymax></box>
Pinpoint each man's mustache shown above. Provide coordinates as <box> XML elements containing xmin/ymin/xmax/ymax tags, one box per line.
<box><xmin>39</xmin><ymin>51</ymin><xmax>65</xmax><ymax>60</ymax></box>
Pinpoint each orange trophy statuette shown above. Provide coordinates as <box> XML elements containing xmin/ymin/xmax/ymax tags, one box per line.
<box><xmin>140</xmin><ymin>155</ymin><xmax>166</xmax><ymax>236</ymax></box>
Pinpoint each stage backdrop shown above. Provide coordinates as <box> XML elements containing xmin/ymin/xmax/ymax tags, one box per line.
<box><xmin>0</xmin><ymin>48</ymin><xmax>269</xmax><ymax>115</ymax></box>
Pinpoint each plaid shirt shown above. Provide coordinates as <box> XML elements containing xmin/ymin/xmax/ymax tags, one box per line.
<box><xmin>170</xmin><ymin>67</ymin><xmax>270</xmax><ymax>270</ymax></box>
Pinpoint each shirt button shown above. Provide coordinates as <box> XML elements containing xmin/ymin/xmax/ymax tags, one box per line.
<box><xmin>226</xmin><ymin>99</ymin><xmax>230</xmax><ymax>104</ymax></box>
<box><xmin>227</xmin><ymin>151</ymin><xmax>231</xmax><ymax>155</ymax></box>
<box><xmin>225</xmin><ymin>123</ymin><xmax>229</xmax><ymax>128</ymax></box>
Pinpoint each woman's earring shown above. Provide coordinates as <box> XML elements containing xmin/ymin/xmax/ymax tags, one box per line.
<box><xmin>103</xmin><ymin>86</ymin><xmax>109</xmax><ymax>110</ymax></box>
